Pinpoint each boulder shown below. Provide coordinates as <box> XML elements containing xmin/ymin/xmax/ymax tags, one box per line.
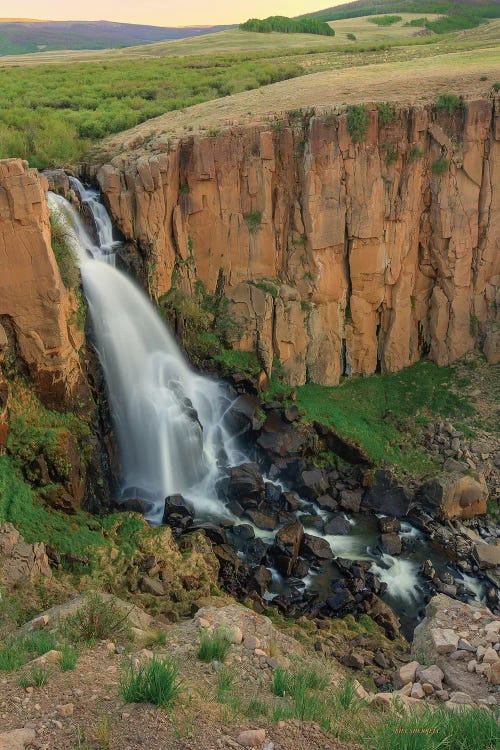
<box><xmin>270</xmin><ymin>521</ymin><xmax>304</xmax><ymax>576</ymax></box>
<box><xmin>327</xmin><ymin>589</ymin><xmax>355</xmax><ymax>613</ymax></box>
<box><xmin>186</xmin><ymin>523</ymin><xmax>227</xmax><ymax>546</ymax></box>
<box><xmin>394</xmin><ymin>660</ymin><xmax>419</xmax><ymax>687</ymax></box>
<box><xmin>324</xmin><ymin>514</ymin><xmax>351</xmax><ymax>536</ymax></box>
<box><xmin>299</xmin><ymin>469</ymin><xmax>329</xmax><ymax>499</ymax></box>
<box><xmin>244</xmin><ymin>509</ymin><xmax>277</xmax><ymax>531</ymax></box>
<box><xmin>378</xmin><ymin>517</ymin><xmax>401</xmax><ymax>534</ymax></box>
<box><xmin>380</xmin><ymin>533</ymin><xmax>402</xmax><ymax>556</ymax></box>
<box><xmin>474</xmin><ymin>541</ymin><xmax>500</xmax><ymax>569</ymax></box>
<box><xmin>416</xmin><ymin>664</ymin><xmax>444</xmax><ymax>690</ymax></box>
<box><xmin>139</xmin><ymin>576</ymin><xmax>165</xmax><ymax>596</ymax></box>
<box><xmin>0</xmin><ymin>523</ymin><xmax>51</xmax><ymax>586</ymax></box>
<box><xmin>339</xmin><ymin>489</ymin><xmax>363</xmax><ymax>513</ymax></box>
<box><xmin>162</xmin><ymin>494</ymin><xmax>194</xmax><ymax>527</ymax></box>
<box><xmin>431</xmin><ymin>628</ymin><xmax>459</xmax><ymax>654</ymax></box>
<box><xmin>315</xmin><ymin>494</ymin><xmax>338</xmax><ymax>512</ymax></box>
<box><xmin>361</xmin><ymin>470</ymin><xmax>412</xmax><ymax>517</ymax></box>
<box><xmin>301</xmin><ymin>533</ymin><xmax>333</xmax><ymax>560</ymax></box>
<box><xmin>0</xmin><ymin>728</ymin><xmax>36</xmax><ymax>750</ymax></box>
<box><xmin>419</xmin><ymin>474</ymin><xmax>488</xmax><ymax>520</ymax></box>
<box><xmin>227</xmin><ymin>463</ymin><xmax>265</xmax><ymax>500</ymax></box>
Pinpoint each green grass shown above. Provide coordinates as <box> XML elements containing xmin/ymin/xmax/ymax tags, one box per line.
<box><xmin>295</xmin><ymin>360</ymin><xmax>473</xmax><ymax>478</ymax></box>
<box><xmin>120</xmin><ymin>656</ymin><xmax>180</xmax><ymax>707</ymax></box>
<box><xmin>60</xmin><ymin>643</ymin><xmax>79</xmax><ymax>671</ymax></box>
<box><xmin>365</xmin><ymin>705</ymin><xmax>500</xmax><ymax>750</ymax></box>
<box><xmin>240</xmin><ymin>16</ymin><xmax>335</xmax><ymax>36</ymax></box>
<box><xmin>30</xmin><ymin>665</ymin><xmax>50</xmax><ymax>686</ymax></box>
<box><xmin>369</xmin><ymin>15</ymin><xmax>403</xmax><ymax>26</ymax></box>
<box><xmin>0</xmin><ymin>629</ymin><xmax>57</xmax><ymax>673</ymax></box>
<box><xmin>50</xmin><ymin>212</ymin><xmax>80</xmax><ymax>290</ymax></box>
<box><xmin>347</xmin><ymin>104</ymin><xmax>369</xmax><ymax>142</ymax></box>
<box><xmin>197</xmin><ymin>627</ymin><xmax>231</xmax><ymax>663</ymax></box>
<box><xmin>436</xmin><ymin>92</ymin><xmax>462</xmax><ymax>114</ymax></box>
<box><xmin>431</xmin><ymin>157</ymin><xmax>450</xmax><ymax>174</ymax></box>
<box><xmin>62</xmin><ymin>594</ymin><xmax>130</xmax><ymax>646</ymax></box>
<box><xmin>243</xmin><ymin>210</ymin><xmax>263</xmax><ymax>234</ymax></box>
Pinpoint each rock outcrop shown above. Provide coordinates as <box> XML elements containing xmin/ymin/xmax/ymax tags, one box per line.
<box><xmin>92</xmin><ymin>98</ymin><xmax>500</xmax><ymax>385</ymax></box>
<box><xmin>0</xmin><ymin>159</ymin><xmax>83</xmax><ymax>408</ymax></box>
<box><xmin>0</xmin><ymin>523</ymin><xmax>51</xmax><ymax>586</ymax></box>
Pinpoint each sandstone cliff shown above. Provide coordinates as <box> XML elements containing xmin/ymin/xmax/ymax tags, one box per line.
<box><xmin>0</xmin><ymin>159</ymin><xmax>83</xmax><ymax>408</ymax></box>
<box><xmin>93</xmin><ymin>98</ymin><xmax>499</xmax><ymax>385</ymax></box>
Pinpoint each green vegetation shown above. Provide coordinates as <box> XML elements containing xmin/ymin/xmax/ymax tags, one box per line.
<box><xmin>382</xmin><ymin>143</ymin><xmax>398</xmax><ymax>165</ymax></box>
<box><xmin>60</xmin><ymin>643</ymin><xmax>79</xmax><ymax>671</ymax></box>
<box><xmin>197</xmin><ymin>627</ymin><xmax>231</xmax><ymax>663</ymax></box>
<box><xmin>347</xmin><ymin>104</ymin><xmax>369</xmax><ymax>143</ymax></box>
<box><xmin>62</xmin><ymin>594</ymin><xmax>130</xmax><ymax>646</ymax></box>
<box><xmin>243</xmin><ymin>210</ymin><xmax>263</xmax><ymax>234</ymax></box>
<box><xmin>366</xmin><ymin>705</ymin><xmax>499</xmax><ymax>750</ymax></box>
<box><xmin>493</xmin><ymin>82</ymin><xmax>500</xmax><ymax>91</ymax></box>
<box><xmin>120</xmin><ymin>656</ymin><xmax>180</xmax><ymax>707</ymax></box>
<box><xmin>409</xmin><ymin>144</ymin><xmax>423</xmax><ymax>161</ymax></box>
<box><xmin>347</xmin><ymin>32</ymin><xmax>357</xmax><ymax>40</ymax></box>
<box><xmin>50</xmin><ymin>212</ymin><xmax>80</xmax><ymax>289</ymax></box>
<box><xmin>0</xmin><ymin>54</ymin><xmax>302</xmax><ymax>168</ymax></box>
<box><xmin>369</xmin><ymin>15</ymin><xmax>403</xmax><ymax>26</ymax></box>
<box><xmin>30</xmin><ymin>665</ymin><xmax>50</xmax><ymax>686</ymax></box>
<box><xmin>240</xmin><ymin>16</ymin><xmax>335</xmax><ymax>36</ymax></box>
<box><xmin>295</xmin><ymin>360</ymin><xmax>473</xmax><ymax>478</ymax></box>
<box><xmin>431</xmin><ymin>156</ymin><xmax>450</xmax><ymax>174</ymax></box>
<box><xmin>436</xmin><ymin>92</ymin><xmax>462</xmax><ymax>113</ymax></box>
<box><xmin>377</xmin><ymin>102</ymin><xmax>396</xmax><ymax>127</ymax></box>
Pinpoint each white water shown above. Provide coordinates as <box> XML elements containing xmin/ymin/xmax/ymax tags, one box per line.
<box><xmin>49</xmin><ymin>187</ymin><xmax>245</xmax><ymax>523</ymax></box>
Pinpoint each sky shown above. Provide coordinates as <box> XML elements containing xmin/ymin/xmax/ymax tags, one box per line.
<box><xmin>0</xmin><ymin>1</ymin><xmax>348</xmax><ymax>27</ymax></box>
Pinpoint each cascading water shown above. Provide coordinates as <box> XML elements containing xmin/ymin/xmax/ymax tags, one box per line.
<box><xmin>48</xmin><ymin>186</ymin><xmax>245</xmax><ymax>523</ymax></box>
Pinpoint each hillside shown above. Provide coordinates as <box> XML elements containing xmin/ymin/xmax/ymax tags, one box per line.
<box><xmin>306</xmin><ymin>0</ymin><xmax>500</xmax><ymax>21</ymax></box>
<box><xmin>0</xmin><ymin>20</ymin><xmax>234</xmax><ymax>56</ymax></box>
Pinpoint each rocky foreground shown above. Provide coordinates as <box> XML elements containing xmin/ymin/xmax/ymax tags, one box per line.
<box><xmin>0</xmin><ymin>525</ymin><xmax>499</xmax><ymax>750</ymax></box>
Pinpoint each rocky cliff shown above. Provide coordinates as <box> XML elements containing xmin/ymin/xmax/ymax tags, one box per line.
<box><xmin>0</xmin><ymin>159</ymin><xmax>84</xmax><ymax>408</ymax></box>
<box><xmin>93</xmin><ymin>98</ymin><xmax>499</xmax><ymax>385</ymax></box>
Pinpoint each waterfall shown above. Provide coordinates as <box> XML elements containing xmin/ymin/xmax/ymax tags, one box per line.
<box><xmin>49</xmin><ymin>186</ymin><xmax>244</xmax><ymax>523</ymax></box>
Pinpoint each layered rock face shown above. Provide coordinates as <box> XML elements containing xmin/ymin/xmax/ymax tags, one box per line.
<box><xmin>0</xmin><ymin>159</ymin><xmax>83</xmax><ymax>408</ymax></box>
<box><xmin>95</xmin><ymin>99</ymin><xmax>499</xmax><ymax>385</ymax></box>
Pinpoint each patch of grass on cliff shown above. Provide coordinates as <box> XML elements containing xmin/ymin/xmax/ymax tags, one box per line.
<box><xmin>6</xmin><ymin>379</ymin><xmax>91</xmax><ymax>486</ymax></box>
<box><xmin>0</xmin><ymin>455</ymin><xmax>104</xmax><ymax>556</ymax></box>
<box><xmin>295</xmin><ymin>360</ymin><xmax>473</xmax><ymax>478</ymax></box>
<box><xmin>50</xmin><ymin>212</ymin><xmax>80</xmax><ymax>290</ymax></box>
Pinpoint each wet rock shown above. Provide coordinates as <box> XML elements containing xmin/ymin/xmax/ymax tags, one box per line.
<box><xmin>248</xmin><ymin>565</ymin><xmax>272</xmax><ymax>596</ymax></box>
<box><xmin>327</xmin><ymin>588</ymin><xmax>355</xmax><ymax>613</ymax></box>
<box><xmin>314</xmin><ymin>495</ymin><xmax>338</xmax><ymax>514</ymax></box>
<box><xmin>162</xmin><ymin>494</ymin><xmax>194</xmax><ymax>527</ymax></box>
<box><xmin>187</xmin><ymin>523</ymin><xmax>227</xmax><ymax>546</ymax></box>
<box><xmin>233</xmin><ymin>524</ymin><xmax>255</xmax><ymax>541</ymax></box>
<box><xmin>244</xmin><ymin>538</ymin><xmax>268</xmax><ymax>566</ymax></box>
<box><xmin>270</xmin><ymin>520</ymin><xmax>304</xmax><ymax>576</ymax></box>
<box><xmin>283</xmin><ymin>405</ymin><xmax>300</xmax><ymax>423</ymax></box>
<box><xmin>380</xmin><ymin>533</ymin><xmax>402</xmax><ymax>556</ymax></box>
<box><xmin>228</xmin><ymin>463</ymin><xmax>265</xmax><ymax>500</ymax></box>
<box><xmin>324</xmin><ymin>514</ymin><xmax>351</xmax><ymax>536</ymax></box>
<box><xmin>245</xmin><ymin>509</ymin><xmax>277</xmax><ymax>531</ymax></box>
<box><xmin>361</xmin><ymin>470</ymin><xmax>412</xmax><ymax>517</ymax></box>
<box><xmin>301</xmin><ymin>533</ymin><xmax>333</xmax><ymax>561</ymax></box>
<box><xmin>300</xmin><ymin>469</ymin><xmax>329</xmax><ymax>499</ymax></box>
<box><xmin>339</xmin><ymin>489</ymin><xmax>363</xmax><ymax>513</ymax></box>
<box><xmin>378</xmin><ymin>517</ymin><xmax>401</xmax><ymax>534</ymax></box>
<box><xmin>118</xmin><ymin>498</ymin><xmax>147</xmax><ymax>514</ymax></box>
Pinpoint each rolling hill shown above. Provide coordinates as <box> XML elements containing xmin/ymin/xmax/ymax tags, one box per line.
<box><xmin>305</xmin><ymin>0</ymin><xmax>500</xmax><ymax>21</ymax></box>
<box><xmin>0</xmin><ymin>20</ymin><xmax>234</xmax><ymax>56</ymax></box>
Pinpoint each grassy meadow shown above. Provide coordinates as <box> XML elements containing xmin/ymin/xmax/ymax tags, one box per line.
<box><xmin>0</xmin><ymin>10</ymin><xmax>499</xmax><ymax>168</ymax></box>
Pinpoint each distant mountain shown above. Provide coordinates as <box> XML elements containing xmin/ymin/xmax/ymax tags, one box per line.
<box><xmin>0</xmin><ymin>20</ymin><xmax>234</xmax><ymax>56</ymax></box>
<box><xmin>303</xmin><ymin>0</ymin><xmax>500</xmax><ymax>21</ymax></box>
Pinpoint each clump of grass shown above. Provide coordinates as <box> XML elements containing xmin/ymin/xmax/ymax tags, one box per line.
<box><xmin>120</xmin><ymin>656</ymin><xmax>180</xmax><ymax>707</ymax></box>
<box><xmin>436</xmin><ymin>93</ymin><xmax>462</xmax><ymax>115</ymax></box>
<box><xmin>347</xmin><ymin>104</ymin><xmax>369</xmax><ymax>143</ymax></box>
<box><xmin>272</xmin><ymin>666</ymin><xmax>291</xmax><ymax>697</ymax></box>
<box><xmin>95</xmin><ymin>714</ymin><xmax>112</xmax><ymax>750</ymax></box>
<box><xmin>377</xmin><ymin>102</ymin><xmax>395</xmax><ymax>128</ymax></box>
<box><xmin>366</xmin><ymin>706</ymin><xmax>499</xmax><ymax>750</ymax></box>
<box><xmin>62</xmin><ymin>594</ymin><xmax>130</xmax><ymax>646</ymax></box>
<box><xmin>197</xmin><ymin>627</ymin><xmax>231</xmax><ymax>663</ymax></box>
<box><xmin>30</xmin><ymin>665</ymin><xmax>50</xmax><ymax>686</ymax></box>
<box><xmin>22</xmin><ymin>630</ymin><xmax>57</xmax><ymax>656</ymax></box>
<box><xmin>60</xmin><ymin>644</ymin><xmax>79</xmax><ymax>671</ymax></box>
<box><xmin>432</xmin><ymin>157</ymin><xmax>450</xmax><ymax>175</ymax></box>
<box><xmin>409</xmin><ymin>145</ymin><xmax>423</xmax><ymax>162</ymax></box>
<box><xmin>50</xmin><ymin>213</ymin><xmax>80</xmax><ymax>290</ymax></box>
<box><xmin>493</xmin><ymin>82</ymin><xmax>500</xmax><ymax>92</ymax></box>
<box><xmin>382</xmin><ymin>143</ymin><xmax>397</xmax><ymax>166</ymax></box>
<box><xmin>246</xmin><ymin>698</ymin><xmax>268</xmax><ymax>718</ymax></box>
<box><xmin>243</xmin><ymin>210</ymin><xmax>263</xmax><ymax>234</ymax></box>
<box><xmin>333</xmin><ymin>676</ymin><xmax>356</xmax><ymax>709</ymax></box>
<box><xmin>347</xmin><ymin>32</ymin><xmax>356</xmax><ymax>41</ymax></box>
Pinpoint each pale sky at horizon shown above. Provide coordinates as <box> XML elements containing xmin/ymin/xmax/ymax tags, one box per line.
<box><xmin>0</xmin><ymin>1</ymin><xmax>349</xmax><ymax>27</ymax></box>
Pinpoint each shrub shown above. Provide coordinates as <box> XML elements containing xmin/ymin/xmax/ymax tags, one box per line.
<box><xmin>409</xmin><ymin>145</ymin><xmax>423</xmax><ymax>162</ymax></box>
<box><xmin>120</xmin><ymin>656</ymin><xmax>180</xmax><ymax>707</ymax></box>
<box><xmin>436</xmin><ymin>93</ymin><xmax>462</xmax><ymax>115</ymax></box>
<box><xmin>369</xmin><ymin>15</ymin><xmax>402</xmax><ymax>27</ymax></box>
<box><xmin>197</xmin><ymin>627</ymin><xmax>231</xmax><ymax>663</ymax></box>
<box><xmin>243</xmin><ymin>210</ymin><xmax>263</xmax><ymax>234</ymax></box>
<box><xmin>377</xmin><ymin>102</ymin><xmax>395</xmax><ymax>128</ymax></box>
<box><xmin>493</xmin><ymin>82</ymin><xmax>500</xmax><ymax>91</ymax></box>
<box><xmin>382</xmin><ymin>144</ymin><xmax>398</xmax><ymax>166</ymax></box>
<box><xmin>60</xmin><ymin>644</ymin><xmax>79</xmax><ymax>671</ymax></box>
<box><xmin>62</xmin><ymin>594</ymin><xmax>130</xmax><ymax>645</ymax></box>
<box><xmin>347</xmin><ymin>105</ymin><xmax>369</xmax><ymax>143</ymax></box>
<box><xmin>0</xmin><ymin>643</ymin><xmax>25</xmax><ymax>672</ymax></box>
<box><xmin>432</xmin><ymin>157</ymin><xmax>450</xmax><ymax>175</ymax></box>
<box><xmin>346</xmin><ymin>33</ymin><xmax>356</xmax><ymax>41</ymax></box>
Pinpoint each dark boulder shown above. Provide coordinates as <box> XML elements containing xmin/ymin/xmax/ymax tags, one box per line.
<box><xmin>339</xmin><ymin>489</ymin><xmax>363</xmax><ymax>513</ymax></box>
<box><xmin>186</xmin><ymin>523</ymin><xmax>227</xmax><ymax>546</ymax></box>
<box><xmin>264</xmin><ymin>482</ymin><xmax>282</xmax><ymax>506</ymax></box>
<box><xmin>361</xmin><ymin>470</ymin><xmax>412</xmax><ymax>517</ymax></box>
<box><xmin>232</xmin><ymin>524</ymin><xmax>255</xmax><ymax>541</ymax></box>
<box><xmin>300</xmin><ymin>514</ymin><xmax>324</xmax><ymax>531</ymax></box>
<box><xmin>248</xmin><ymin>565</ymin><xmax>272</xmax><ymax>596</ymax></box>
<box><xmin>117</xmin><ymin>498</ymin><xmax>147</xmax><ymax>514</ymax></box>
<box><xmin>269</xmin><ymin>521</ymin><xmax>304</xmax><ymax>576</ymax></box>
<box><xmin>300</xmin><ymin>469</ymin><xmax>329</xmax><ymax>500</ymax></box>
<box><xmin>380</xmin><ymin>532</ymin><xmax>402</xmax><ymax>556</ymax></box>
<box><xmin>227</xmin><ymin>463</ymin><xmax>265</xmax><ymax>500</ymax></box>
<box><xmin>315</xmin><ymin>494</ymin><xmax>338</xmax><ymax>512</ymax></box>
<box><xmin>283</xmin><ymin>405</ymin><xmax>300</xmax><ymax>423</ymax></box>
<box><xmin>324</xmin><ymin>514</ymin><xmax>351</xmax><ymax>536</ymax></box>
<box><xmin>162</xmin><ymin>494</ymin><xmax>194</xmax><ymax>527</ymax></box>
<box><xmin>245</xmin><ymin>508</ymin><xmax>278</xmax><ymax>531</ymax></box>
<box><xmin>225</xmin><ymin>394</ymin><xmax>260</xmax><ymax>435</ymax></box>
<box><xmin>326</xmin><ymin>588</ymin><xmax>355</xmax><ymax>613</ymax></box>
<box><xmin>244</xmin><ymin>538</ymin><xmax>268</xmax><ymax>566</ymax></box>
<box><xmin>378</xmin><ymin>516</ymin><xmax>401</xmax><ymax>534</ymax></box>
<box><xmin>281</xmin><ymin>491</ymin><xmax>301</xmax><ymax>512</ymax></box>
<box><xmin>301</xmin><ymin>533</ymin><xmax>333</xmax><ymax>561</ymax></box>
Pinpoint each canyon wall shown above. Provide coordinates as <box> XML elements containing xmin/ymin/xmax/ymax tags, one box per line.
<box><xmin>95</xmin><ymin>99</ymin><xmax>499</xmax><ymax>385</ymax></box>
<box><xmin>0</xmin><ymin>159</ymin><xmax>84</xmax><ymax>408</ymax></box>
